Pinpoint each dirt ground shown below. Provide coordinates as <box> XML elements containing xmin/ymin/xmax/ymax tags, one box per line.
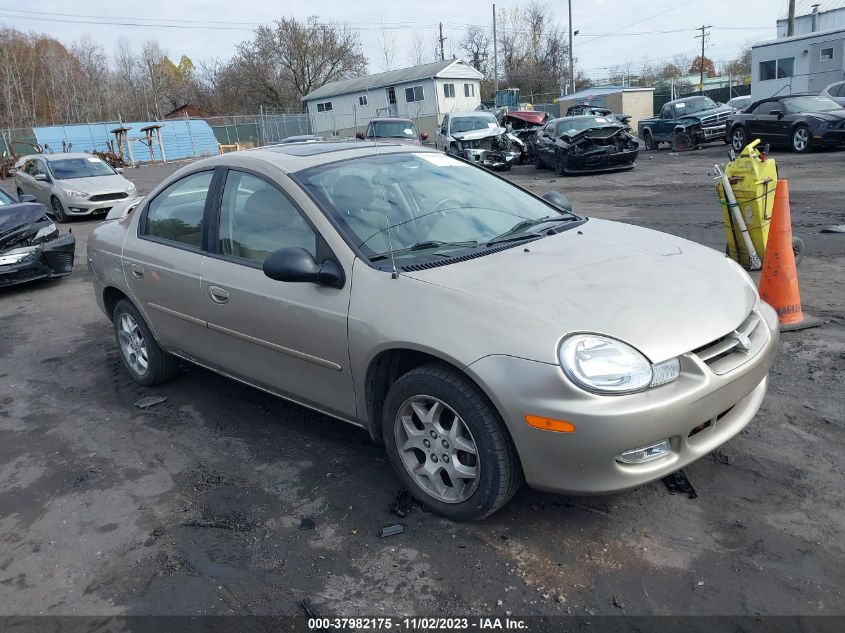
<box><xmin>1</xmin><ymin>144</ymin><xmax>843</xmax><ymax>618</ymax></box>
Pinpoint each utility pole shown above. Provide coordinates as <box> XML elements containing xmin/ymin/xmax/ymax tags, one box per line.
<box><xmin>695</xmin><ymin>24</ymin><xmax>712</xmax><ymax>93</ymax></box>
<box><xmin>493</xmin><ymin>4</ymin><xmax>499</xmax><ymax>94</ymax></box>
<box><xmin>787</xmin><ymin>0</ymin><xmax>796</xmax><ymax>36</ymax></box>
<box><xmin>439</xmin><ymin>23</ymin><xmax>446</xmax><ymax>61</ymax></box>
<box><xmin>568</xmin><ymin>0</ymin><xmax>575</xmax><ymax>94</ymax></box>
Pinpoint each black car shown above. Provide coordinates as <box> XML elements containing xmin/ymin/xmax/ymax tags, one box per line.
<box><xmin>0</xmin><ymin>186</ymin><xmax>76</xmax><ymax>287</ymax></box>
<box><xmin>533</xmin><ymin>115</ymin><xmax>639</xmax><ymax>175</ymax></box>
<box><xmin>726</xmin><ymin>95</ymin><xmax>845</xmax><ymax>153</ymax></box>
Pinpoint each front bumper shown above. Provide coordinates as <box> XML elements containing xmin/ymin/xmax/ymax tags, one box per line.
<box><xmin>813</xmin><ymin>128</ymin><xmax>845</xmax><ymax>145</ymax></box>
<box><xmin>699</xmin><ymin>124</ymin><xmax>727</xmax><ymax>142</ymax></box>
<box><xmin>563</xmin><ymin>147</ymin><xmax>638</xmax><ymax>173</ymax></box>
<box><xmin>458</xmin><ymin>148</ymin><xmax>517</xmax><ymax>171</ymax></box>
<box><xmin>0</xmin><ymin>233</ymin><xmax>76</xmax><ymax>287</ymax></box>
<box><xmin>63</xmin><ymin>195</ymin><xmax>131</xmax><ymax>217</ymax></box>
<box><xmin>466</xmin><ymin>302</ymin><xmax>779</xmax><ymax>495</ymax></box>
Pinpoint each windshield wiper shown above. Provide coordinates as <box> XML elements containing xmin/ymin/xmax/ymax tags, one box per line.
<box><xmin>486</xmin><ymin>216</ymin><xmax>575</xmax><ymax>246</ymax></box>
<box><xmin>369</xmin><ymin>240</ymin><xmax>478</xmax><ymax>262</ymax></box>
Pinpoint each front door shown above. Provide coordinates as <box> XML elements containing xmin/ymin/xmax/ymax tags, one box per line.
<box><xmin>198</xmin><ymin>168</ymin><xmax>355</xmax><ymax>420</ymax></box>
<box><xmin>386</xmin><ymin>86</ymin><xmax>398</xmax><ymax>116</ymax></box>
<box><xmin>123</xmin><ymin>169</ymin><xmax>218</xmax><ymax>361</ymax></box>
<box><xmin>21</xmin><ymin>159</ymin><xmax>53</xmax><ymax>204</ymax></box>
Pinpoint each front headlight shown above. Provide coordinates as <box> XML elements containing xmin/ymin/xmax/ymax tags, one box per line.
<box><xmin>63</xmin><ymin>189</ymin><xmax>88</xmax><ymax>198</ymax></box>
<box><xmin>34</xmin><ymin>222</ymin><xmax>57</xmax><ymax>241</ymax></box>
<box><xmin>559</xmin><ymin>334</ymin><xmax>680</xmax><ymax>394</ymax></box>
<box><xmin>560</xmin><ymin>335</ymin><xmax>653</xmax><ymax>394</ymax></box>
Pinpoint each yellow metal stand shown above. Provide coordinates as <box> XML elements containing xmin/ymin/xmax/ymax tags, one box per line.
<box><xmin>716</xmin><ymin>139</ymin><xmax>778</xmax><ymax>269</ymax></box>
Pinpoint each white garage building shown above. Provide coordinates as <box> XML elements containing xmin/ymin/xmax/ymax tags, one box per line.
<box><xmin>302</xmin><ymin>59</ymin><xmax>483</xmax><ymax>139</ymax></box>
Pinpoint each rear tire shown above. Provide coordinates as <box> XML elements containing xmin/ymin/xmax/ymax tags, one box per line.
<box><xmin>50</xmin><ymin>196</ymin><xmax>68</xmax><ymax>223</ymax></box>
<box><xmin>792</xmin><ymin>236</ymin><xmax>805</xmax><ymax>265</ymax></box>
<box><xmin>643</xmin><ymin>131</ymin><xmax>658</xmax><ymax>151</ymax></box>
<box><xmin>112</xmin><ymin>299</ymin><xmax>177</xmax><ymax>386</ymax></box>
<box><xmin>382</xmin><ymin>363</ymin><xmax>522</xmax><ymax>521</ymax></box>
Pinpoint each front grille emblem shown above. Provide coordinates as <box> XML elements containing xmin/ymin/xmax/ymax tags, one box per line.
<box><xmin>728</xmin><ymin>329</ymin><xmax>752</xmax><ymax>351</ymax></box>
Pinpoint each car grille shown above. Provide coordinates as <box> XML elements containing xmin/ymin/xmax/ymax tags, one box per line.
<box><xmin>44</xmin><ymin>250</ymin><xmax>73</xmax><ymax>273</ymax></box>
<box><xmin>700</xmin><ymin>111</ymin><xmax>730</xmax><ymax>128</ymax></box>
<box><xmin>692</xmin><ymin>309</ymin><xmax>768</xmax><ymax>375</ymax></box>
<box><xmin>89</xmin><ymin>192</ymin><xmax>128</xmax><ymax>202</ymax></box>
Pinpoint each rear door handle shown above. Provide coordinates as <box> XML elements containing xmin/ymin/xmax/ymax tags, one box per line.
<box><xmin>208</xmin><ymin>285</ymin><xmax>230</xmax><ymax>304</ymax></box>
<box><xmin>129</xmin><ymin>263</ymin><xmax>144</xmax><ymax>279</ymax></box>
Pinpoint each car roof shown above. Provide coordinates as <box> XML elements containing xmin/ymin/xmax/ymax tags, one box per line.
<box><xmin>450</xmin><ymin>111</ymin><xmax>495</xmax><ymax>118</ymax></box>
<box><xmin>370</xmin><ymin>117</ymin><xmax>414</xmax><ymax>122</ymax></box>
<box><xmin>41</xmin><ymin>152</ymin><xmax>106</xmax><ymax>162</ymax></box>
<box><xmin>552</xmin><ymin>115</ymin><xmax>613</xmax><ymax>123</ymax></box>
<box><xmin>187</xmin><ymin>141</ymin><xmax>438</xmax><ymax>174</ymax></box>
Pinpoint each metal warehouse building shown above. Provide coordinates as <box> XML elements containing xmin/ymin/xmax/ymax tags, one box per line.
<box><xmin>302</xmin><ymin>59</ymin><xmax>483</xmax><ymax>139</ymax></box>
<box><xmin>751</xmin><ymin>27</ymin><xmax>845</xmax><ymax>100</ymax></box>
<box><xmin>776</xmin><ymin>1</ymin><xmax>845</xmax><ymax>37</ymax></box>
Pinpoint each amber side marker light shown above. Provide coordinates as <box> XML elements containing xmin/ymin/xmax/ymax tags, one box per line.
<box><xmin>524</xmin><ymin>415</ymin><xmax>576</xmax><ymax>433</ymax></box>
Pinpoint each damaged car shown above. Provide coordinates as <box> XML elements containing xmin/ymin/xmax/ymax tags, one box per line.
<box><xmin>500</xmin><ymin>110</ymin><xmax>550</xmax><ymax>163</ymax></box>
<box><xmin>435</xmin><ymin>111</ymin><xmax>518</xmax><ymax>170</ymax></box>
<box><xmin>0</xmin><ymin>186</ymin><xmax>75</xmax><ymax>287</ymax></box>
<box><xmin>638</xmin><ymin>95</ymin><xmax>732</xmax><ymax>151</ymax></box>
<box><xmin>534</xmin><ymin>115</ymin><xmax>639</xmax><ymax>175</ymax></box>
<box><xmin>565</xmin><ymin>105</ymin><xmax>633</xmax><ymax>130</ymax></box>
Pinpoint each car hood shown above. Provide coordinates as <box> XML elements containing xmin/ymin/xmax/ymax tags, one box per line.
<box><xmin>404</xmin><ymin>218</ymin><xmax>755</xmax><ymax>363</ymax></box>
<box><xmin>55</xmin><ymin>174</ymin><xmax>130</xmax><ymax>193</ymax></box>
<box><xmin>561</xmin><ymin>125</ymin><xmax>627</xmax><ymax>141</ymax></box>
<box><xmin>0</xmin><ymin>202</ymin><xmax>50</xmax><ymax>250</ymax></box>
<box><xmin>804</xmin><ymin>109</ymin><xmax>845</xmax><ymax>122</ymax></box>
<box><xmin>452</xmin><ymin>127</ymin><xmax>507</xmax><ymax>141</ymax></box>
<box><xmin>679</xmin><ymin>105</ymin><xmax>733</xmax><ymax>121</ymax></box>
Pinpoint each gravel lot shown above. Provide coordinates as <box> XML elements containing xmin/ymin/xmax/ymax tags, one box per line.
<box><xmin>1</xmin><ymin>144</ymin><xmax>843</xmax><ymax>618</ymax></box>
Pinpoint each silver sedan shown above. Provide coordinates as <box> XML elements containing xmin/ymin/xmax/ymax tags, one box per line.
<box><xmin>15</xmin><ymin>153</ymin><xmax>137</xmax><ymax>222</ymax></box>
<box><xmin>87</xmin><ymin>142</ymin><xmax>778</xmax><ymax>520</ymax></box>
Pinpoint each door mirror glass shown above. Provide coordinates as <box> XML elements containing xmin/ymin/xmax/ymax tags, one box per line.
<box><xmin>19</xmin><ymin>194</ymin><xmax>37</xmax><ymax>203</ymax></box>
<box><xmin>542</xmin><ymin>190</ymin><xmax>573</xmax><ymax>212</ymax></box>
<box><xmin>34</xmin><ymin>173</ymin><xmax>48</xmax><ymax>182</ymax></box>
<box><xmin>115</xmin><ymin>167</ymin><xmax>124</xmax><ymax>173</ymax></box>
<box><xmin>263</xmin><ymin>247</ymin><xmax>345</xmax><ymax>288</ymax></box>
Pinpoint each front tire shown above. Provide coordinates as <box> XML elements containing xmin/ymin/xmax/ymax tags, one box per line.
<box><xmin>382</xmin><ymin>363</ymin><xmax>522</xmax><ymax>521</ymax></box>
<box><xmin>50</xmin><ymin>196</ymin><xmax>68</xmax><ymax>223</ymax></box>
<box><xmin>791</xmin><ymin>125</ymin><xmax>811</xmax><ymax>153</ymax></box>
<box><xmin>731</xmin><ymin>126</ymin><xmax>747</xmax><ymax>151</ymax></box>
<box><xmin>112</xmin><ymin>299</ymin><xmax>177</xmax><ymax>386</ymax></box>
<box><xmin>534</xmin><ymin>153</ymin><xmax>543</xmax><ymax>169</ymax></box>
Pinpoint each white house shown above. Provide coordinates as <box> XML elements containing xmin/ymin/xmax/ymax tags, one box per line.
<box><xmin>776</xmin><ymin>1</ymin><xmax>845</xmax><ymax>37</ymax></box>
<box><xmin>302</xmin><ymin>59</ymin><xmax>484</xmax><ymax>139</ymax></box>
<box><xmin>751</xmin><ymin>28</ymin><xmax>845</xmax><ymax>100</ymax></box>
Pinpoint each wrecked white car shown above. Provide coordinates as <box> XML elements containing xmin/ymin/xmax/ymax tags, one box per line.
<box><xmin>435</xmin><ymin>112</ymin><xmax>518</xmax><ymax>171</ymax></box>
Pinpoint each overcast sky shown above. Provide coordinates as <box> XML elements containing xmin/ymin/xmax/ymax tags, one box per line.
<box><xmin>0</xmin><ymin>1</ymin><xmax>788</xmax><ymax>80</ymax></box>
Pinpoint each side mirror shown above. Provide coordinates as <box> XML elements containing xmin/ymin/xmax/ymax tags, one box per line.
<box><xmin>116</xmin><ymin>167</ymin><xmax>124</xmax><ymax>173</ymax></box>
<box><xmin>34</xmin><ymin>173</ymin><xmax>48</xmax><ymax>182</ymax></box>
<box><xmin>356</xmin><ymin>131</ymin><xmax>365</xmax><ymax>140</ymax></box>
<box><xmin>19</xmin><ymin>194</ymin><xmax>36</xmax><ymax>203</ymax></box>
<box><xmin>263</xmin><ymin>247</ymin><xmax>345</xmax><ymax>289</ymax></box>
<box><xmin>542</xmin><ymin>190</ymin><xmax>573</xmax><ymax>212</ymax></box>
<box><xmin>771</xmin><ymin>110</ymin><xmax>783</xmax><ymax>118</ymax></box>
<box><xmin>420</xmin><ymin>132</ymin><xmax>429</xmax><ymax>141</ymax></box>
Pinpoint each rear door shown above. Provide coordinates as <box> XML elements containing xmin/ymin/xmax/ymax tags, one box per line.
<box><xmin>122</xmin><ymin>169</ymin><xmax>219</xmax><ymax>361</ymax></box>
<box><xmin>197</xmin><ymin>168</ymin><xmax>355</xmax><ymax>419</ymax></box>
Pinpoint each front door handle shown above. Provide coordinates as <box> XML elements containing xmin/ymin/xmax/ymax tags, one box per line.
<box><xmin>208</xmin><ymin>285</ymin><xmax>230</xmax><ymax>304</ymax></box>
<box><xmin>129</xmin><ymin>263</ymin><xmax>144</xmax><ymax>279</ymax></box>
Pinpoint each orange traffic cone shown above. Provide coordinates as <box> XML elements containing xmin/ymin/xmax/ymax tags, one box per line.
<box><xmin>758</xmin><ymin>180</ymin><xmax>821</xmax><ymax>331</ymax></box>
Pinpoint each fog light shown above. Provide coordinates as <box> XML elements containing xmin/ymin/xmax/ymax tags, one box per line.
<box><xmin>650</xmin><ymin>357</ymin><xmax>680</xmax><ymax>387</ymax></box>
<box><xmin>617</xmin><ymin>439</ymin><xmax>670</xmax><ymax>464</ymax></box>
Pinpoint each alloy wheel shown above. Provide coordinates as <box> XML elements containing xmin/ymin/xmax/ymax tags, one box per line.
<box><xmin>732</xmin><ymin>129</ymin><xmax>746</xmax><ymax>151</ymax></box>
<box><xmin>118</xmin><ymin>312</ymin><xmax>149</xmax><ymax>376</ymax></box>
<box><xmin>793</xmin><ymin>128</ymin><xmax>809</xmax><ymax>152</ymax></box>
<box><xmin>394</xmin><ymin>395</ymin><xmax>480</xmax><ymax>504</ymax></box>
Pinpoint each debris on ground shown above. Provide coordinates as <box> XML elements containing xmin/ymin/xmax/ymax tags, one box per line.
<box><xmin>298</xmin><ymin>517</ymin><xmax>315</xmax><ymax>530</ymax></box>
<box><xmin>612</xmin><ymin>594</ymin><xmax>626</xmax><ymax>609</ymax></box>
<box><xmin>708</xmin><ymin>450</ymin><xmax>731</xmax><ymax>465</ymax></box>
<box><xmin>390</xmin><ymin>490</ymin><xmax>414</xmax><ymax>518</ymax></box>
<box><xmin>820</xmin><ymin>225</ymin><xmax>845</xmax><ymax>233</ymax></box>
<box><xmin>381</xmin><ymin>524</ymin><xmax>404</xmax><ymax>538</ymax></box>
<box><xmin>134</xmin><ymin>395</ymin><xmax>167</xmax><ymax>409</ymax></box>
<box><xmin>662</xmin><ymin>469</ymin><xmax>698</xmax><ymax>498</ymax></box>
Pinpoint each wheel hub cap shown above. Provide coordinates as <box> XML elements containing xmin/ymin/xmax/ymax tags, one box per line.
<box><xmin>394</xmin><ymin>395</ymin><xmax>480</xmax><ymax>504</ymax></box>
<box><xmin>118</xmin><ymin>313</ymin><xmax>149</xmax><ymax>376</ymax></box>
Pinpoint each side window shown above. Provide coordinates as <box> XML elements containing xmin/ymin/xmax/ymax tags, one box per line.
<box><xmin>660</xmin><ymin>105</ymin><xmax>672</xmax><ymax>119</ymax></box>
<box><xmin>543</xmin><ymin>122</ymin><xmax>556</xmax><ymax>135</ymax></box>
<box><xmin>754</xmin><ymin>102</ymin><xmax>777</xmax><ymax>115</ymax></box>
<box><xmin>217</xmin><ymin>171</ymin><xmax>317</xmax><ymax>265</ymax></box>
<box><xmin>836</xmin><ymin>83</ymin><xmax>845</xmax><ymax>97</ymax></box>
<box><xmin>144</xmin><ymin>170</ymin><xmax>213</xmax><ymax>248</ymax></box>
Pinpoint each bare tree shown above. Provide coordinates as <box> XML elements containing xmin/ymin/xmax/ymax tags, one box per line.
<box><xmin>378</xmin><ymin>23</ymin><xmax>398</xmax><ymax>72</ymax></box>
<box><xmin>407</xmin><ymin>31</ymin><xmax>429</xmax><ymax>67</ymax></box>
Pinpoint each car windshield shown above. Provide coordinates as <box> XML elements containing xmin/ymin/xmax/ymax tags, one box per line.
<box><xmin>367</xmin><ymin>121</ymin><xmax>418</xmax><ymax>139</ymax></box>
<box><xmin>675</xmin><ymin>96</ymin><xmax>719</xmax><ymax>114</ymax></box>
<box><xmin>782</xmin><ymin>96</ymin><xmax>842</xmax><ymax>113</ymax></box>
<box><xmin>556</xmin><ymin>116</ymin><xmax>617</xmax><ymax>135</ymax></box>
<box><xmin>0</xmin><ymin>188</ymin><xmax>13</xmax><ymax>205</ymax></box>
<box><xmin>451</xmin><ymin>115</ymin><xmax>498</xmax><ymax>134</ymax></box>
<box><xmin>48</xmin><ymin>157</ymin><xmax>116</xmax><ymax>179</ymax></box>
<box><xmin>295</xmin><ymin>152</ymin><xmax>579</xmax><ymax>267</ymax></box>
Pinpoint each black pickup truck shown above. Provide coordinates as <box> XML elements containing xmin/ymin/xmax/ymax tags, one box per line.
<box><xmin>638</xmin><ymin>95</ymin><xmax>733</xmax><ymax>150</ymax></box>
